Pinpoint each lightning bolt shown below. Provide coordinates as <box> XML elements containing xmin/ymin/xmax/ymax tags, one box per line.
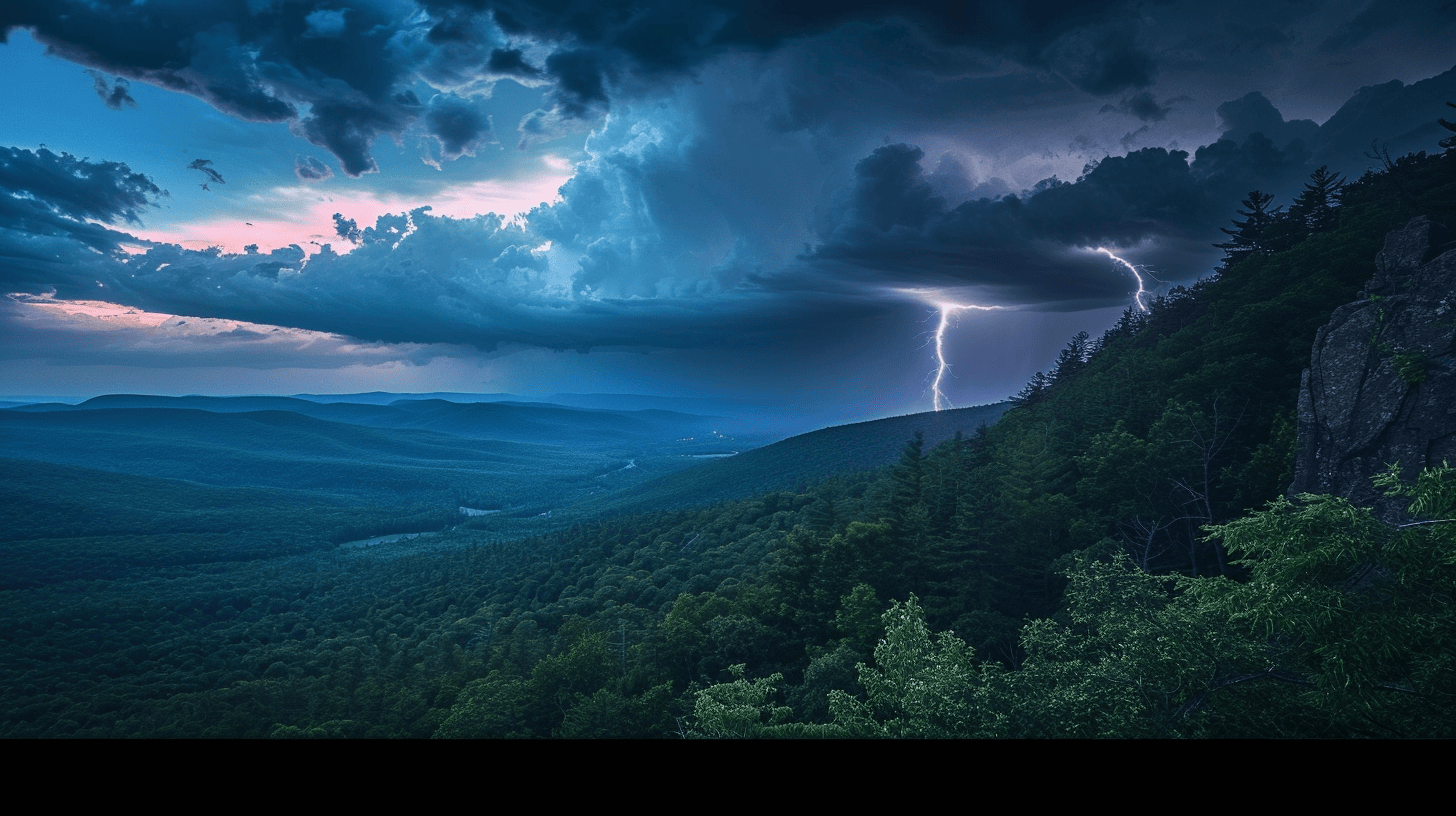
<box><xmin>927</xmin><ymin>300</ymin><xmax>1000</xmax><ymax>412</ymax></box>
<box><xmin>1095</xmin><ymin>247</ymin><xmax>1154</xmax><ymax>313</ymax></box>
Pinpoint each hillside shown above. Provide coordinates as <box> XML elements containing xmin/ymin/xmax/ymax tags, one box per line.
<box><xmin>585</xmin><ymin>402</ymin><xmax>1010</xmax><ymax>514</ymax></box>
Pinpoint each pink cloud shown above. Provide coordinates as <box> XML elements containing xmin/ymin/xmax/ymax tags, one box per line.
<box><xmin>132</xmin><ymin>163</ymin><xmax>573</xmax><ymax>255</ymax></box>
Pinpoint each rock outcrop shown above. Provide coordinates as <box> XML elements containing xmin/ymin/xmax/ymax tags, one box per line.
<box><xmin>1291</xmin><ymin>216</ymin><xmax>1456</xmax><ymax>521</ymax></box>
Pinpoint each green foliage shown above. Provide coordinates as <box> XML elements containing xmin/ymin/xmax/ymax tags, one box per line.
<box><xmin>1215</xmin><ymin>190</ymin><xmax>1282</xmax><ymax>270</ymax></box>
<box><xmin>1392</xmin><ymin>349</ymin><xmax>1427</xmax><ymax>383</ymax></box>
<box><xmin>991</xmin><ymin>555</ymin><xmax>1253</xmax><ymax>737</ymax></box>
<box><xmin>690</xmin><ymin>664</ymin><xmax>793</xmax><ymax>738</ymax></box>
<box><xmin>827</xmin><ymin>596</ymin><xmax>988</xmax><ymax>738</ymax></box>
<box><xmin>1203</xmin><ymin>465</ymin><xmax>1456</xmax><ymax>736</ymax></box>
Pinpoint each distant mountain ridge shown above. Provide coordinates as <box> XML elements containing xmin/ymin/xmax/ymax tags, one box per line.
<box><xmin>8</xmin><ymin>393</ymin><xmax>742</xmax><ymax>445</ymax></box>
<box><xmin>586</xmin><ymin>402</ymin><xmax>1012</xmax><ymax>514</ymax></box>
<box><xmin>2</xmin><ymin>391</ymin><xmax>1010</xmax><ymax>522</ymax></box>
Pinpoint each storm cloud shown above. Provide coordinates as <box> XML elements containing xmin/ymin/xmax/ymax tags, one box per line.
<box><xmin>796</xmin><ymin>128</ymin><xmax>1325</xmax><ymax>309</ymax></box>
<box><xmin>1101</xmin><ymin>91</ymin><xmax>1175</xmax><ymax>122</ymax></box>
<box><xmin>0</xmin><ymin>121</ymin><xmax>1323</xmax><ymax>363</ymax></box>
<box><xmin>4</xmin><ymin>1</ymin><xmax>1166</xmax><ymax>175</ymax></box>
<box><xmin>6</xmin><ymin>1</ymin><xmax>1456</xmax><ymax>410</ymax></box>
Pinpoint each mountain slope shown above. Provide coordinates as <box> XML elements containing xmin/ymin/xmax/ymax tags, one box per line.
<box><xmin>584</xmin><ymin>402</ymin><xmax>1010</xmax><ymax>514</ymax></box>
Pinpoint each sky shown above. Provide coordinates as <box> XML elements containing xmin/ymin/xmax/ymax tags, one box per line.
<box><xmin>2</xmin><ymin>1</ymin><xmax>1455</xmax><ymax>424</ymax></box>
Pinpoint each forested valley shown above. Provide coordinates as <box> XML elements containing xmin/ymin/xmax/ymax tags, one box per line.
<box><xmin>3</xmin><ymin>145</ymin><xmax>1455</xmax><ymax>738</ymax></box>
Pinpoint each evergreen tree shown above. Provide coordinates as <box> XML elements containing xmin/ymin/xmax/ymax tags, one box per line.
<box><xmin>1214</xmin><ymin>190</ymin><xmax>1282</xmax><ymax>270</ymax></box>
<box><xmin>888</xmin><ymin>432</ymin><xmax>925</xmax><ymax>527</ymax></box>
<box><xmin>1052</xmin><ymin>331</ymin><xmax>1092</xmax><ymax>384</ymax></box>
<box><xmin>1286</xmin><ymin>165</ymin><xmax>1345</xmax><ymax>235</ymax></box>
<box><xmin>1012</xmin><ymin>371</ymin><xmax>1052</xmax><ymax>405</ymax></box>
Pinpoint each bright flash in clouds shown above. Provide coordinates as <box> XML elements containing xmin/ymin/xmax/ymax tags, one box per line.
<box><xmin>1094</xmin><ymin>247</ymin><xmax>1155</xmax><ymax>313</ymax></box>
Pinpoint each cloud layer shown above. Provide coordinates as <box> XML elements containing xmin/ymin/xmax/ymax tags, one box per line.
<box><xmin>3</xmin><ymin>1</ymin><xmax>1169</xmax><ymax>177</ymax></box>
<box><xmin>6</xmin><ymin>1</ymin><xmax>1456</xmax><ymax>409</ymax></box>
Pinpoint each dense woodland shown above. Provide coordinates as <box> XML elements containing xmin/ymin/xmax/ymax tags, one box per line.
<box><xmin>3</xmin><ymin>142</ymin><xmax>1455</xmax><ymax>738</ymax></box>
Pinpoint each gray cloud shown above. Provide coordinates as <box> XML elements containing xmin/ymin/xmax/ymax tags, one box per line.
<box><xmin>187</xmin><ymin>158</ymin><xmax>225</xmax><ymax>188</ymax></box>
<box><xmin>1311</xmin><ymin>66</ymin><xmax>1456</xmax><ymax>168</ymax></box>
<box><xmin>5</xmin><ymin>1</ymin><xmax>1167</xmax><ymax>177</ymax></box>
<box><xmin>1320</xmin><ymin>1</ymin><xmax>1404</xmax><ymax>53</ymax></box>
<box><xmin>1101</xmin><ymin>90</ymin><xmax>1176</xmax><ymax>122</ymax></box>
<box><xmin>0</xmin><ymin>146</ymin><xmax>164</xmax><ymax>226</ymax></box>
<box><xmin>6</xmin><ymin>8</ymin><xmax>1452</xmax><ymax>391</ymax></box>
<box><xmin>487</xmin><ymin>48</ymin><xmax>542</xmax><ymax>78</ymax></box>
<box><xmin>293</xmin><ymin>155</ymin><xmax>334</xmax><ymax>181</ymax></box>
<box><xmin>1041</xmin><ymin>23</ymin><xmax>1156</xmax><ymax>94</ymax></box>
<box><xmin>1217</xmin><ymin>91</ymin><xmax>1319</xmax><ymax>149</ymax></box>
<box><xmin>798</xmin><ymin>124</ymin><xmax>1330</xmax><ymax>309</ymax></box>
<box><xmin>86</xmin><ymin>69</ymin><xmax>136</xmax><ymax>109</ymax></box>
<box><xmin>0</xmin><ymin>130</ymin><xmax>1309</xmax><ymax>365</ymax></box>
<box><xmin>424</xmin><ymin>95</ymin><xmax>496</xmax><ymax>161</ymax></box>
<box><xmin>5</xmin><ymin>2</ymin><xmax>425</xmax><ymax>176</ymax></box>
<box><xmin>0</xmin><ymin>75</ymin><xmax>1338</xmax><ymax>369</ymax></box>
<box><xmin>0</xmin><ymin>148</ymin><xmax>165</xmax><ymax>282</ymax></box>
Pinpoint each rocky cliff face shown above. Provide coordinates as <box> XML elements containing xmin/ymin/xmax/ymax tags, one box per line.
<box><xmin>1291</xmin><ymin>216</ymin><xmax>1456</xmax><ymax>521</ymax></box>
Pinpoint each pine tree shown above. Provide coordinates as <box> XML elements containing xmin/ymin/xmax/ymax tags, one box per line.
<box><xmin>1012</xmin><ymin>371</ymin><xmax>1052</xmax><ymax>405</ymax></box>
<box><xmin>1052</xmin><ymin>331</ymin><xmax>1092</xmax><ymax>384</ymax></box>
<box><xmin>1286</xmin><ymin>165</ymin><xmax>1345</xmax><ymax>235</ymax></box>
<box><xmin>1214</xmin><ymin>190</ymin><xmax>1282</xmax><ymax>270</ymax></box>
<box><xmin>1439</xmin><ymin>102</ymin><xmax>1456</xmax><ymax>150</ymax></box>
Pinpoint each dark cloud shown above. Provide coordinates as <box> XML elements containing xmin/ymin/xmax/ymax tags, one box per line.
<box><xmin>293</xmin><ymin>99</ymin><xmax>418</xmax><ymax>178</ymax></box>
<box><xmin>816</xmin><ymin>143</ymin><xmax>1215</xmax><ymax>251</ymax></box>
<box><xmin>4</xmin><ymin>1</ymin><xmax>420</xmax><ymax>176</ymax></box>
<box><xmin>187</xmin><ymin>158</ymin><xmax>225</xmax><ymax>187</ymax></box>
<box><xmin>1311</xmin><ymin>66</ymin><xmax>1456</xmax><ymax>167</ymax></box>
<box><xmin>424</xmin><ymin>95</ymin><xmax>496</xmax><ymax>160</ymax></box>
<box><xmin>0</xmin><ymin>148</ymin><xmax>167</xmax><ymax>295</ymax></box>
<box><xmin>924</xmin><ymin>153</ymin><xmax>1010</xmax><ymax>205</ymax></box>
<box><xmin>1191</xmin><ymin>132</ymin><xmax>1310</xmax><ymax>194</ymax></box>
<box><xmin>544</xmin><ymin>48</ymin><xmax>611</xmax><ymax>117</ymax></box>
<box><xmin>800</xmin><ymin>144</ymin><xmax>1190</xmax><ymax>306</ymax></box>
<box><xmin>1217</xmin><ymin>91</ymin><xmax>1319</xmax><ymax>149</ymax></box>
<box><xmin>459</xmin><ymin>0</ymin><xmax>1144</xmax><ymax>73</ymax></box>
<box><xmin>332</xmin><ymin>213</ymin><xmax>362</xmax><ymax>244</ymax></box>
<box><xmin>487</xmin><ymin>47</ymin><xmax>542</xmax><ymax>77</ymax></box>
<box><xmin>1224</xmin><ymin>22</ymin><xmax>1292</xmax><ymax>55</ymax></box>
<box><xmin>0</xmin><ymin>146</ymin><xmax>164</xmax><ymax>228</ymax></box>
<box><xmin>86</xmin><ymin>69</ymin><xmax>136</xmax><ymax>109</ymax></box>
<box><xmin>7</xmin><ymin>1</ymin><xmax>1160</xmax><ymax>177</ymax></box>
<box><xmin>1041</xmin><ymin>24</ymin><xmax>1155</xmax><ymax>94</ymax></box>
<box><xmin>815</xmin><ymin>144</ymin><xmax>944</xmax><ymax>243</ymax></box>
<box><xmin>1101</xmin><ymin>90</ymin><xmax>1174</xmax><ymax>122</ymax></box>
<box><xmin>1319</xmin><ymin>2</ymin><xmax>1403</xmax><ymax>53</ymax></box>
<box><xmin>293</xmin><ymin>155</ymin><xmax>334</xmax><ymax>181</ymax></box>
<box><xmin>800</xmin><ymin>130</ymin><xmax>1327</xmax><ymax>308</ymax></box>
